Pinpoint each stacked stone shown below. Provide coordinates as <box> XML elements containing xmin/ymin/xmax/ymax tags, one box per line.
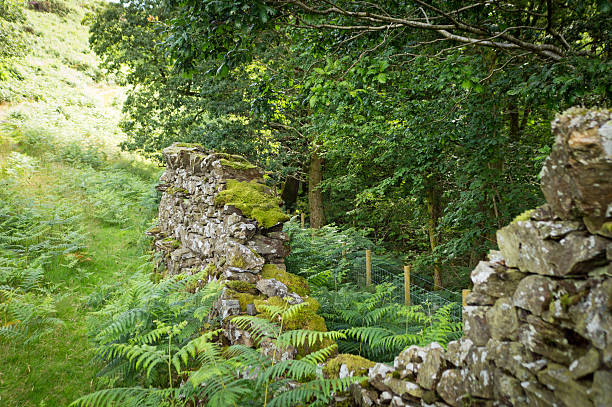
<box><xmin>149</xmin><ymin>143</ymin><xmax>308</xmax><ymax>352</ymax></box>
<box><xmin>346</xmin><ymin>108</ymin><xmax>612</xmax><ymax>407</ymax></box>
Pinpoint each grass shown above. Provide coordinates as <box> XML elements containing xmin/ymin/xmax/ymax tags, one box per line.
<box><xmin>0</xmin><ymin>1</ymin><xmax>161</xmax><ymax>406</ymax></box>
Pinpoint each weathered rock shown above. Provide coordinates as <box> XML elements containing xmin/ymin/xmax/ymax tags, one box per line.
<box><xmin>539</xmin><ymin>107</ymin><xmax>612</xmax><ymax>219</ymax></box>
<box><xmin>497</xmin><ymin>221</ymin><xmax>608</xmax><ymax>276</ymax></box>
<box><xmin>463</xmin><ymin>347</ymin><xmax>494</xmax><ymax>398</ymax></box>
<box><xmin>569</xmin><ymin>347</ymin><xmax>600</xmax><ymax>378</ymax></box>
<box><xmin>416</xmin><ymin>343</ymin><xmax>446</xmax><ymax>390</ymax></box>
<box><xmin>536</xmin><ymin>363</ymin><xmax>593</xmax><ymax>407</ymax></box>
<box><xmin>567</xmin><ymin>278</ymin><xmax>612</xmax><ymax>349</ymax></box>
<box><xmin>445</xmin><ymin>339</ymin><xmax>474</xmax><ymax>368</ymax></box>
<box><xmin>256</xmin><ymin>278</ymin><xmax>289</xmax><ymax>298</ymax></box>
<box><xmin>245</xmin><ymin>303</ymin><xmax>257</xmax><ymax>316</ymax></box>
<box><xmin>584</xmin><ymin>216</ymin><xmax>612</xmax><ymax>238</ymax></box>
<box><xmin>493</xmin><ymin>369</ymin><xmax>527</xmax><ymax>406</ymax></box>
<box><xmin>379</xmin><ymin>391</ymin><xmax>393</xmax><ymax>404</ymax></box>
<box><xmin>224</xmin><ymin>324</ymin><xmax>254</xmax><ymax>347</ymax></box>
<box><xmin>485</xmin><ymin>340</ymin><xmax>538</xmax><ymax>382</ymax></box>
<box><xmin>220</xmin><ymin>299</ymin><xmax>241</xmax><ymax>320</ymax></box>
<box><xmin>369</xmin><ymin>363</ymin><xmax>395</xmax><ymax>392</ymax></box>
<box><xmin>512</xmin><ymin>275</ymin><xmax>555</xmax><ymax>316</ymax></box>
<box><xmin>486</xmin><ymin>298</ymin><xmax>519</xmax><ymax>341</ymax></box>
<box><xmin>465</xmin><ymin>291</ymin><xmax>496</xmax><ymax>306</ymax></box>
<box><xmin>520</xmin><ymin>381</ymin><xmax>563</xmax><ymax>407</ymax></box>
<box><xmin>382</xmin><ymin>376</ymin><xmax>423</xmax><ymax>399</ymax></box>
<box><xmin>463</xmin><ymin>306</ymin><xmax>491</xmax><ymax>346</ymax></box>
<box><xmin>591</xmin><ymin>370</ymin><xmax>612</xmax><ymax>407</ymax></box>
<box><xmin>350</xmin><ymin>382</ymin><xmax>377</xmax><ymax>407</ymax></box>
<box><xmin>223</xmin><ymin>267</ymin><xmax>260</xmax><ymax>284</ymax></box>
<box><xmin>259</xmin><ymin>337</ymin><xmax>297</xmax><ymax>361</ymax></box>
<box><xmin>436</xmin><ymin>369</ymin><xmax>468</xmax><ymax>407</ymax></box>
<box><xmin>519</xmin><ymin>315</ymin><xmax>586</xmax><ymax>365</ymax></box>
<box><xmin>471</xmin><ymin>261</ymin><xmax>526</xmax><ymax>298</ymax></box>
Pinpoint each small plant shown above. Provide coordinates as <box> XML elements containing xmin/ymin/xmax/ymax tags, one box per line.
<box><xmin>27</xmin><ymin>0</ymin><xmax>71</xmax><ymax>16</ymax></box>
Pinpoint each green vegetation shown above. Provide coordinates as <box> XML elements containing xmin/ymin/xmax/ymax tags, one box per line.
<box><xmin>261</xmin><ymin>264</ymin><xmax>310</xmax><ymax>297</ymax></box>
<box><xmin>215</xmin><ymin>179</ymin><xmax>290</xmax><ymax>228</ymax></box>
<box><xmin>323</xmin><ymin>354</ymin><xmax>375</xmax><ymax>379</ymax></box>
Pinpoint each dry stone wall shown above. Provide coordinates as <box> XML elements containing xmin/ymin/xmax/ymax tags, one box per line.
<box><xmin>342</xmin><ymin>108</ymin><xmax>612</xmax><ymax>407</ymax></box>
<box><xmin>149</xmin><ymin>143</ymin><xmax>324</xmax><ymax>351</ymax></box>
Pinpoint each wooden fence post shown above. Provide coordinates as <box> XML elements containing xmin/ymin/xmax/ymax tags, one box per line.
<box><xmin>462</xmin><ymin>289</ymin><xmax>471</xmax><ymax>307</ymax></box>
<box><xmin>365</xmin><ymin>249</ymin><xmax>372</xmax><ymax>287</ymax></box>
<box><xmin>341</xmin><ymin>242</ymin><xmax>346</xmax><ymax>259</ymax></box>
<box><xmin>300</xmin><ymin>213</ymin><xmax>305</xmax><ymax>229</ymax></box>
<box><xmin>404</xmin><ymin>265</ymin><xmax>411</xmax><ymax>306</ymax></box>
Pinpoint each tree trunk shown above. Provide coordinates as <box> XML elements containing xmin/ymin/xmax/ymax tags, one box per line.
<box><xmin>308</xmin><ymin>151</ymin><xmax>326</xmax><ymax>229</ymax></box>
<box><xmin>425</xmin><ymin>179</ymin><xmax>443</xmax><ymax>289</ymax></box>
<box><xmin>281</xmin><ymin>176</ymin><xmax>300</xmax><ymax>210</ymax></box>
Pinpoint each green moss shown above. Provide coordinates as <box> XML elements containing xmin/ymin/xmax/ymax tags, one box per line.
<box><xmin>229</xmin><ymin>255</ymin><xmax>247</xmax><ymax>269</ymax></box>
<box><xmin>261</xmin><ymin>264</ymin><xmax>310</xmax><ymax>297</ymax></box>
<box><xmin>228</xmin><ymin>290</ymin><xmax>262</xmax><ymax>312</ymax></box>
<box><xmin>323</xmin><ymin>354</ymin><xmax>375</xmax><ymax>379</ymax></box>
<box><xmin>512</xmin><ymin>209</ymin><xmax>534</xmax><ymax>223</ymax></box>
<box><xmin>166</xmin><ymin>186</ymin><xmax>188</xmax><ymax>195</ymax></box>
<box><xmin>215</xmin><ymin>179</ymin><xmax>289</xmax><ymax>228</ymax></box>
<box><xmin>225</xmin><ymin>280</ymin><xmax>256</xmax><ymax>293</ymax></box>
<box><xmin>219</xmin><ymin>158</ymin><xmax>257</xmax><ymax>171</ymax></box>
<box><xmin>203</xmin><ymin>263</ymin><xmax>217</xmax><ymax>277</ymax></box>
<box><xmin>162</xmin><ymin>237</ymin><xmax>181</xmax><ymax>249</ymax></box>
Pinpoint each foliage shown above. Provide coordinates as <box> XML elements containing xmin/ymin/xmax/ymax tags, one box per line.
<box><xmin>27</xmin><ymin>0</ymin><xmax>71</xmax><ymax>16</ymax></box>
<box><xmin>74</xmin><ymin>271</ymin><xmax>362</xmax><ymax>407</ymax></box>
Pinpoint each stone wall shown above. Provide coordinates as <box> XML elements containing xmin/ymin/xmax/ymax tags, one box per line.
<box><xmin>149</xmin><ymin>143</ymin><xmax>325</xmax><ymax>351</ymax></box>
<box><xmin>343</xmin><ymin>108</ymin><xmax>612</xmax><ymax>407</ymax></box>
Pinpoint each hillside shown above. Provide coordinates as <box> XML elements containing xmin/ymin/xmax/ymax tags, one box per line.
<box><xmin>0</xmin><ymin>1</ymin><xmax>160</xmax><ymax>405</ymax></box>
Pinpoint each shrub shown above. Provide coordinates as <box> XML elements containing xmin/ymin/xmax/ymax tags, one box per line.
<box><xmin>27</xmin><ymin>0</ymin><xmax>71</xmax><ymax>16</ymax></box>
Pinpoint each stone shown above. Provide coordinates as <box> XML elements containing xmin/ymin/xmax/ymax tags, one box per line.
<box><xmin>591</xmin><ymin>370</ymin><xmax>612</xmax><ymax>407</ymax></box>
<box><xmin>350</xmin><ymin>383</ymin><xmax>376</xmax><ymax>407</ymax></box>
<box><xmin>390</xmin><ymin>395</ymin><xmax>406</xmax><ymax>407</ymax></box>
<box><xmin>567</xmin><ymin>278</ymin><xmax>612</xmax><ymax>350</ymax></box>
<box><xmin>519</xmin><ymin>315</ymin><xmax>586</xmax><ymax>365</ymax></box>
<box><xmin>486</xmin><ymin>297</ymin><xmax>519</xmax><ymax>340</ymax></box>
<box><xmin>539</xmin><ymin>107</ymin><xmax>612</xmax><ymax>219</ymax></box>
<box><xmin>225</xmin><ymin>241</ymin><xmax>265</xmax><ymax>271</ymax></box>
<box><xmin>256</xmin><ymin>278</ymin><xmax>289</xmax><ymax>298</ymax></box>
<box><xmin>379</xmin><ymin>391</ymin><xmax>393</xmax><ymax>404</ymax></box>
<box><xmin>569</xmin><ymin>347</ymin><xmax>600</xmax><ymax>378</ymax></box>
<box><xmin>512</xmin><ymin>275</ymin><xmax>555</xmax><ymax>317</ymax></box>
<box><xmin>536</xmin><ymin>363</ymin><xmax>593</xmax><ymax>407</ymax></box>
<box><xmin>224</xmin><ymin>325</ymin><xmax>254</xmax><ymax>347</ymax></box>
<box><xmin>223</xmin><ymin>267</ymin><xmax>260</xmax><ymax>284</ymax></box>
<box><xmin>247</xmin><ymin>234</ymin><xmax>289</xmax><ymax>259</ymax></box>
<box><xmin>497</xmin><ymin>221</ymin><xmax>608</xmax><ymax>276</ymax></box>
<box><xmin>584</xmin><ymin>216</ymin><xmax>612</xmax><ymax>238</ymax></box>
<box><xmin>465</xmin><ymin>291</ymin><xmax>495</xmax><ymax>306</ymax></box>
<box><xmin>416</xmin><ymin>342</ymin><xmax>446</xmax><ymax>390</ymax></box>
<box><xmin>220</xmin><ymin>299</ymin><xmax>241</xmax><ymax>320</ymax></box>
<box><xmin>463</xmin><ymin>306</ymin><xmax>491</xmax><ymax>346</ymax></box>
<box><xmin>445</xmin><ymin>339</ymin><xmax>474</xmax><ymax>368</ymax></box>
<box><xmin>382</xmin><ymin>376</ymin><xmax>424</xmax><ymax>399</ymax></box>
<box><xmin>463</xmin><ymin>347</ymin><xmax>494</xmax><ymax>399</ymax></box>
<box><xmin>246</xmin><ymin>303</ymin><xmax>257</xmax><ymax>316</ymax></box>
<box><xmin>369</xmin><ymin>363</ymin><xmax>395</xmax><ymax>392</ymax></box>
<box><xmin>471</xmin><ymin>261</ymin><xmax>526</xmax><ymax>298</ymax></box>
<box><xmin>485</xmin><ymin>339</ymin><xmax>538</xmax><ymax>382</ymax></box>
<box><xmin>436</xmin><ymin>369</ymin><xmax>468</xmax><ymax>407</ymax></box>
<box><xmin>493</xmin><ymin>369</ymin><xmax>527</xmax><ymax>406</ymax></box>
<box><xmin>521</xmin><ymin>381</ymin><xmax>563</xmax><ymax>407</ymax></box>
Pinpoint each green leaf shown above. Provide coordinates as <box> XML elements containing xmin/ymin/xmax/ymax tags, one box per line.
<box><xmin>461</xmin><ymin>80</ymin><xmax>472</xmax><ymax>90</ymax></box>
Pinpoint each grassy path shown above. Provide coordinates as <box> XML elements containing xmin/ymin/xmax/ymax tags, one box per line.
<box><xmin>0</xmin><ymin>2</ymin><xmax>159</xmax><ymax>406</ymax></box>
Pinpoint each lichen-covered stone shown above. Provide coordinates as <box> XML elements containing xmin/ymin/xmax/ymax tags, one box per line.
<box><xmin>497</xmin><ymin>221</ymin><xmax>608</xmax><ymax>276</ymax></box>
<box><xmin>463</xmin><ymin>306</ymin><xmax>491</xmax><ymax>346</ymax></box>
<box><xmin>471</xmin><ymin>261</ymin><xmax>526</xmax><ymax>298</ymax></box>
<box><xmin>520</xmin><ymin>381</ymin><xmax>562</xmax><ymax>407</ymax></box>
<box><xmin>416</xmin><ymin>342</ymin><xmax>446</xmax><ymax>390</ymax></box>
<box><xmin>445</xmin><ymin>339</ymin><xmax>474</xmax><ymax>368</ymax></box>
<box><xmin>539</xmin><ymin>107</ymin><xmax>612</xmax><ymax>219</ymax></box>
<box><xmin>261</xmin><ymin>264</ymin><xmax>309</xmax><ymax>297</ymax></box>
<box><xmin>536</xmin><ymin>363</ymin><xmax>593</xmax><ymax>407</ymax></box>
<box><xmin>591</xmin><ymin>370</ymin><xmax>612</xmax><ymax>407</ymax></box>
<box><xmin>519</xmin><ymin>315</ymin><xmax>586</xmax><ymax>365</ymax></box>
<box><xmin>436</xmin><ymin>369</ymin><xmax>467</xmax><ymax>407</ymax></box>
<box><xmin>567</xmin><ymin>278</ymin><xmax>612</xmax><ymax>350</ymax></box>
<box><xmin>512</xmin><ymin>275</ymin><xmax>555</xmax><ymax>316</ymax></box>
<box><xmin>568</xmin><ymin>347</ymin><xmax>600</xmax><ymax>378</ymax></box>
<box><xmin>493</xmin><ymin>369</ymin><xmax>527</xmax><ymax>406</ymax></box>
<box><xmin>486</xmin><ymin>297</ymin><xmax>519</xmax><ymax>341</ymax></box>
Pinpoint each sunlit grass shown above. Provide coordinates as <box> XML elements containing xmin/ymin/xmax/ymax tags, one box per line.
<box><xmin>0</xmin><ymin>1</ymin><xmax>160</xmax><ymax>406</ymax></box>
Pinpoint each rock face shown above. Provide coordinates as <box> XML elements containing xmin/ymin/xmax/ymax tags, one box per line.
<box><xmin>150</xmin><ymin>144</ymin><xmax>323</xmax><ymax>352</ymax></box>
<box><xmin>345</xmin><ymin>109</ymin><xmax>612</xmax><ymax>407</ymax></box>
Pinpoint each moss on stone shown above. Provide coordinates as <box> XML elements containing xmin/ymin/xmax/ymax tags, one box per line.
<box><xmin>512</xmin><ymin>209</ymin><xmax>535</xmax><ymax>223</ymax></box>
<box><xmin>253</xmin><ymin>296</ymin><xmax>325</xmax><ymax>332</ymax></box>
<box><xmin>227</xmin><ymin>290</ymin><xmax>262</xmax><ymax>312</ymax></box>
<box><xmin>261</xmin><ymin>264</ymin><xmax>310</xmax><ymax>297</ymax></box>
<box><xmin>225</xmin><ymin>280</ymin><xmax>256</xmax><ymax>293</ymax></box>
<box><xmin>162</xmin><ymin>237</ymin><xmax>181</xmax><ymax>249</ymax></box>
<box><xmin>215</xmin><ymin>179</ymin><xmax>289</xmax><ymax>228</ymax></box>
<box><xmin>323</xmin><ymin>354</ymin><xmax>375</xmax><ymax>379</ymax></box>
<box><xmin>229</xmin><ymin>255</ymin><xmax>247</xmax><ymax>269</ymax></box>
<box><xmin>174</xmin><ymin>142</ymin><xmax>204</xmax><ymax>148</ymax></box>
<box><xmin>166</xmin><ymin>186</ymin><xmax>189</xmax><ymax>195</ymax></box>
<box><xmin>203</xmin><ymin>263</ymin><xmax>217</xmax><ymax>277</ymax></box>
<box><xmin>219</xmin><ymin>158</ymin><xmax>257</xmax><ymax>171</ymax></box>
